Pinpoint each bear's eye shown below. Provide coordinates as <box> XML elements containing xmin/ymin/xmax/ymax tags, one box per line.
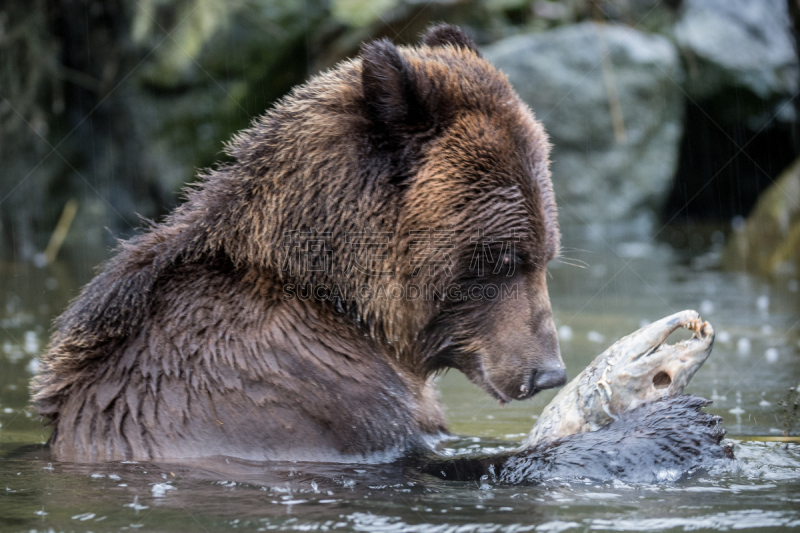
<box><xmin>491</xmin><ymin>252</ymin><xmax>522</xmax><ymax>277</ymax></box>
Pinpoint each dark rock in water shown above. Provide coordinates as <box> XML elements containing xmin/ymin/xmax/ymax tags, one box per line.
<box><xmin>662</xmin><ymin>96</ymin><xmax>798</xmax><ymax>224</ymax></box>
<box><xmin>419</xmin><ymin>395</ymin><xmax>731</xmax><ymax>485</ymax></box>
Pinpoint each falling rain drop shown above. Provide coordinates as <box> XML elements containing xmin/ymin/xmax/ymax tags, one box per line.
<box><xmin>737</xmin><ymin>338</ymin><xmax>751</xmax><ymax>355</ymax></box>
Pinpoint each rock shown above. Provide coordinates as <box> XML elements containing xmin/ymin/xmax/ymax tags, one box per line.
<box><xmin>673</xmin><ymin>0</ymin><xmax>799</xmax><ymax>100</ymax></box>
<box><xmin>723</xmin><ymin>157</ymin><xmax>800</xmax><ymax>276</ymax></box>
<box><xmin>570</xmin><ymin>0</ymin><xmax>682</xmax><ymax>34</ymax></box>
<box><xmin>484</xmin><ymin>22</ymin><xmax>685</xmax><ymax>224</ymax></box>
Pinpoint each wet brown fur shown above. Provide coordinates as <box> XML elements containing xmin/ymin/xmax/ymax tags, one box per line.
<box><xmin>31</xmin><ymin>25</ymin><xmax>563</xmax><ymax>462</ymax></box>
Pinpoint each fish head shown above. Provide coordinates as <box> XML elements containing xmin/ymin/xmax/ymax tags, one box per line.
<box><xmin>584</xmin><ymin>310</ymin><xmax>714</xmax><ymax>422</ymax></box>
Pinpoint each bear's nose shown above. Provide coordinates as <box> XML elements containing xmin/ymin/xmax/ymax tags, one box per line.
<box><xmin>532</xmin><ymin>367</ymin><xmax>567</xmax><ymax>391</ymax></box>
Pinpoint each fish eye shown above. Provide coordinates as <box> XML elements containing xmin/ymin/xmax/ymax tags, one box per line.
<box><xmin>652</xmin><ymin>371</ymin><xmax>672</xmax><ymax>389</ymax></box>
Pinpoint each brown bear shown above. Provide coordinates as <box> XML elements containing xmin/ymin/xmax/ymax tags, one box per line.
<box><xmin>31</xmin><ymin>24</ymin><xmax>566</xmax><ymax>462</ymax></box>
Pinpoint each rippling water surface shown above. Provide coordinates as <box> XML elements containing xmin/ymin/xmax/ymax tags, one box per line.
<box><xmin>1</xmin><ymin>223</ymin><xmax>799</xmax><ymax>531</ymax></box>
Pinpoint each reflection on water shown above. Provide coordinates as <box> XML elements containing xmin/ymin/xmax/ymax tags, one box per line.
<box><xmin>1</xmin><ymin>223</ymin><xmax>799</xmax><ymax>531</ymax></box>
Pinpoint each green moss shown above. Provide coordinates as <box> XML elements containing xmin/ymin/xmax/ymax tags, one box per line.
<box><xmin>723</xmin><ymin>157</ymin><xmax>800</xmax><ymax>276</ymax></box>
<box><xmin>332</xmin><ymin>0</ymin><xmax>400</xmax><ymax>28</ymax></box>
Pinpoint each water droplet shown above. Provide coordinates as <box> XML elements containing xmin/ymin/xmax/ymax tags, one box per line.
<box><xmin>737</xmin><ymin>338</ymin><xmax>751</xmax><ymax>355</ymax></box>
<box><xmin>765</xmin><ymin>348</ymin><xmax>779</xmax><ymax>363</ymax></box>
<box><xmin>23</xmin><ymin>331</ymin><xmax>38</xmax><ymax>355</ymax></box>
<box><xmin>26</xmin><ymin>358</ymin><xmax>40</xmax><ymax>374</ymax></box>
<box><xmin>587</xmin><ymin>331</ymin><xmax>604</xmax><ymax>343</ymax></box>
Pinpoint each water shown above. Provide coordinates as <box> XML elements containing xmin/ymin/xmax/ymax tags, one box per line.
<box><xmin>1</xmin><ymin>222</ymin><xmax>799</xmax><ymax>531</ymax></box>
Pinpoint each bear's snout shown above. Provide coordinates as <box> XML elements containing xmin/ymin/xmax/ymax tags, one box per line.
<box><xmin>475</xmin><ymin>271</ymin><xmax>566</xmax><ymax>402</ymax></box>
<box><xmin>531</xmin><ymin>366</ymin><xmax>568</xmax><ymax>392</ymax></box>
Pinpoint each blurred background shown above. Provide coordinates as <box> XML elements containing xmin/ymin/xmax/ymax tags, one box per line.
<box><xmin>2</xmin><ymin>1</ymin><xmax>800</xmax><ymax>529</ymax></box>
<box><xmin>1</xmin><ymin>0</ymin><xmax>800</xmax><ymax>271</ymax></box>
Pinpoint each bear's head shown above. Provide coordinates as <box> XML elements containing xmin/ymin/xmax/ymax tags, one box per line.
<box><xmin>215</xmin><ymin>24</ymin><xmax>565</xmax><ymax>403</ymax></box>
<box><xmin>357</xmin><ymin>26</ymin><xmax>565</xmax><ymax>402</ymax></box>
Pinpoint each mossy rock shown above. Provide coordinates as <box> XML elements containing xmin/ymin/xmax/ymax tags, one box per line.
<box><xmin>723</xmin><ymin>157</ymin><xmax>800</xmax><ymax>276</ymax></box>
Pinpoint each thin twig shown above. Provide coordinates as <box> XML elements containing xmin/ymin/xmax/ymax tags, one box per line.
<box><xmin>596</xmin><ymin>23</ymin><xmax>627</xmax><ymax>144</ymax></box>
<box><xmin>44</xmin><ymin>198</ymin><xmax>78</xmax><ymax>265</ymax></box>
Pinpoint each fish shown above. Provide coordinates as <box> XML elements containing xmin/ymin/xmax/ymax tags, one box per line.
<box><xmin>418</xmin><ymin>311</ymin><xmax>727</xmax><ymax>483</ymax></box>
<box><xmin>523</xmin><ymin>310</ymin><xmax>714</xmax><ymax>448</ymax></box>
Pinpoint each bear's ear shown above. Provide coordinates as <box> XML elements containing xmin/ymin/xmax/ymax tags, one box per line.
<box><xmin>360</xmin><ymin>38</ymin><xmax>429</xmax><ymax>131</ymax></box>
<box><xmin>421</xmin><ymin>24</ymin><xmax>480</xmax><ymax>56</ymax></box>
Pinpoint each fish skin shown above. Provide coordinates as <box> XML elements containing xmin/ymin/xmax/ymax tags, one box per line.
<box><xmin>524</xmin><ymin>310</ymin><xmax>714</xmax><ymax>448</ymax></box>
